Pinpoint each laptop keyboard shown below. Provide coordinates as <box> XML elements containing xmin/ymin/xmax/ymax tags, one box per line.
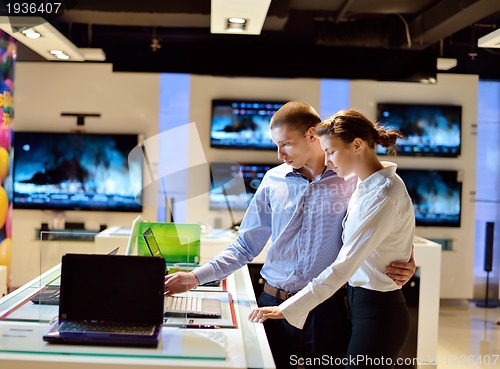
<box><xmin>30</xmin><ymin>286</ymin><xmax>61</xmax><ymax>305</ymax></box>
<box><xmin>58</xmin><ymin>321</ymin><xmax>155</xmax><ymax>336</ymax></box>
<box><xmin>165</xmin><ymin>296</ymin><xmax>203</xmax><ymax>313</ymax></box>
<box><xmin>50</xmin><ymin>290</ymin><xmax>61</xmax><ymax>299</ymax></box>
<box><xmin>163</xmin><ymin>296</ymin><xmax>222</xmax><ymax>318</ymax></box>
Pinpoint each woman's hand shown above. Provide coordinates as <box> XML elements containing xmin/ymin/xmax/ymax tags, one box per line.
<box><xmin>386</xmin><ymin>245</ymin><xmax>416</xmax><ymax>286</ymax></box>
<box><xmin>248</xmin><ymin>306</ymin><xmax>284</xmax><ymax>323</ymax></box>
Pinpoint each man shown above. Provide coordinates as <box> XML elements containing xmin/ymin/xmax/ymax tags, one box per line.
<box><xmin>165</xmin><ymin>101</ymin><xmax>415</xmax><ymax>368</ymax></box>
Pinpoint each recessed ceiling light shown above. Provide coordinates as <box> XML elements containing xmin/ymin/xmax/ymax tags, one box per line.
<box><xmin>21</xmin><ymin>27</ymin><xmax>41</xmax><ymax>39</ymax></box>
<box><xmin>227</xmin><ymin>18</ymin><xmax>247</xmax><ymax>32</ymax></box>
<box><xmin>50</xmin><ymin>49</ymin><xmax>71</xmax><ymax>60</ymax></box>
<box><xmin>419</xmin><ymin>77</ymin><xmax>437</xmax><ymax>84</ymax></box>
<box><xmin>228</xmin><ymin>17</ymin><xmax>246</xmax><ymax>25</ymax></box>
<box><xmin>211</xmin><ymin>0</ymin><xmax>271</xmax><ymax>35</ymax></box>
<box><xmin>55</xmin><ymin>53</ymin><xmax>70</xmax><ymax>60</ymax></box>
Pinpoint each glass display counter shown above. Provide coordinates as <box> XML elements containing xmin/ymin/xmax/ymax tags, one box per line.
<box><xmin>0</xmin><ymin>232</ymin><xmax>275</xmax><ymax>369</ymax></box>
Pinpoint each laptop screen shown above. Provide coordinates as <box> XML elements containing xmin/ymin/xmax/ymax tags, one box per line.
<box><xmin>125</xmin><ymin>215</ymin><xmax>142</xmax><ymax>255</ymax></box>
<box><xmin>59</xmin><ymin>254</ymin><xmax>165</xmax><ymax>325</ymax></box>
<box><xmin>143</xmin><ymin>227</ymin><xmax>164</xmax><ymax>259</ymax></box>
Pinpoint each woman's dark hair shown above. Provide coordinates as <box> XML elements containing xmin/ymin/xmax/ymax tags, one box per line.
<box><xmin>270</xmin><ymin>101</ymin><xmax>321</xmax><ymax>134</ymax></box>
<box><xmin>316</xmin><ymin>109</ymin><xmax>403</xmax><ymax>152</ymax></box>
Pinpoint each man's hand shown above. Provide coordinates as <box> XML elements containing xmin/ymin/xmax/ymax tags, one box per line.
<box><xmin>164</xmin><ymin>272</ymin><xmax>200</xmax><ymax>296</ymax></box>
<box><xmin>248</xmin><ymin>306</ymin><xmax>284</xmax><ymax>323</ymax></box>
<box><xmin>386</xmin><ymin>245</ymin><xmax>416</xmax><ymax>286</ymax></box>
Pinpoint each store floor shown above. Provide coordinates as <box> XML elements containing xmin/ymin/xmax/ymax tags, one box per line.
<box><xmin>417</xmin><ymin>300</ymin><xmax>500</xmax><ymax>369</ymax></box>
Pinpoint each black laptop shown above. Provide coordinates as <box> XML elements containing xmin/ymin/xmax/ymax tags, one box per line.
<box><xmin>43</xmin><ymin>253</ymin><xmax>165</xmax><ymax>347</ymax></box>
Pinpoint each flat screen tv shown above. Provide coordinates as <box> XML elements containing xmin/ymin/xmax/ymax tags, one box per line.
<box><xmin>13</xmin><ymin>131</ymin><xmax>142</xmax><ymax>212</ymax></box>
<box><xmin>397</xmin><ymin>168</ymin><xmax>462</xmax><ymax>227</ymax></box>
<box><xmin>209</xmin><ymin>161</ymin><xmax>277</xmax><ymax>210</ymax></box>
<box><xmin>376</xmin><ymin>103</ymin><xmax>462</xmax><ymax>157</ymax></box>
<box><xmin>210</xmin><ymin>100</ymin><xmax>286</xmax><ymax>150</ymax></box>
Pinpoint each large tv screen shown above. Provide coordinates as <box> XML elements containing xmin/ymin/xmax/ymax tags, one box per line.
<box><xmin>210</xmin><ymin>100</ymin><xmax>286</xmax><ymax>150</ymax></box>
<box><xmin>13</xmin><ymin>132</ymin><xmax>142</xmax><ymax>212</ymax></box>
<box><xmin>376</xmin><ymin>103</ymin><xmax>462</xmax><ymax>157</ymax></box>
<box><xmin>397</xmin><ymin>168</ymin><xmax>462</xmax><ymax>227</ymax></box>
<box><xmin>209</xmin><ymin>161</ymin><xmax>277</xmax><ymax>210</ymax></box>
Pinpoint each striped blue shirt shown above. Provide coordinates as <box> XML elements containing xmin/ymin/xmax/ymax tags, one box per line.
<box><xmin>193</xmin><ymin>163</ymin><xmax>357</xmax><ymax>292</ymax></box>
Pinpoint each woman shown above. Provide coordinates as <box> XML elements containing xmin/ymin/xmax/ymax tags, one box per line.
<box><xmin>249</xmin><ymin>109</ymin><xmax>415</xmax><ymax>368</ymax></box>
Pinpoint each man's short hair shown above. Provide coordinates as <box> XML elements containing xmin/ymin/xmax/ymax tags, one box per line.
<box><xmin>270</xmin><ymin>101</ymin><xmax>321</xmax><ymax>134</ymax></box>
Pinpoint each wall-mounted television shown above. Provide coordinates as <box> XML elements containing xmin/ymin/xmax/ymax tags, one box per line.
<box><xmin>209</xmin><ymin>161</ymin><xmax>278</xmax><ymax>210</ymax></box>
<box><xmin>13</xmin><ymin>131</ymin><xmax>142</xmax><ymax>212</ymax></box>
<box><xmin>210</xmin><ymin>100</ymin><xmax>286</xmax><ymax>150</ymax></box>
<box><xmin>376</xmin><ymin>103</ymin><xmax>462</xmax><ymax>157</ymax></box>
<box><xmin>397</xmin><ymin>168</ymin><xmax>462</xmax><ymax>227</ymax></box>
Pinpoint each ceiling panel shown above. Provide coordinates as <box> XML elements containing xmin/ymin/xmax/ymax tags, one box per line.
<box><xmin>7</xmin><ymin>0</ymin><xmax>500</xmax><ymax>80</ymax></box>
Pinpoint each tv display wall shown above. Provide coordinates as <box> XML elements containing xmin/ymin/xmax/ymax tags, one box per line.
<box><xmin>13</xmin><ymin>132</ymin><xmax>142</xmax><ymax>212</ymax></box>
<box><xmin>210</xmin><ymin>100</ymin><xmax>286</xmax><ymax>150</ymax></box>
<box><xmin>376</xmin><ymin>103</ymin><xmax>462</xmax><ymax>157</ymax></box>
<box><xmin>209</xmin><ymin>161</ymin><xmax>277</xmax><ymax>210</ymax></box>
<box><xmin>397</xmin><ymin>168</ymin><xmax>462</xmax><ymax>227</ymax></box>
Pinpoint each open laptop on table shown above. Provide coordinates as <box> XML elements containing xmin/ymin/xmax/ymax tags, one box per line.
<box><xmin>43</xmin><ymin>253</ymin><xmax>165</xmax><ymax>347</ymax></box>
<box><xmin>31</xmin><ymin>247</ymin><xmax>119</xmax><ymax>305</ymax></box>
<box><xmin>142</xmin><ymin>227</ymin><xmax>223</xmax><ymax>319</ymax></box>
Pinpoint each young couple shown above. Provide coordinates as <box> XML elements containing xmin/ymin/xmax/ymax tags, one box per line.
<box><xmin>165</xmin><ymin>101</ymin><xmax>415</xmax><ymax>368</ymax></box>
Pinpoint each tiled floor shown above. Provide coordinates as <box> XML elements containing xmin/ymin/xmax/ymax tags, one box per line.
<box><xmin>418</xmin><ymin>301</ymin><xmax>500</xmax><ymax>369</ymax></box>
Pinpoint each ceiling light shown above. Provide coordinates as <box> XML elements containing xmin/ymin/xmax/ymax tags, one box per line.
<box><xmin>55</xmin><ymin>53</ymin><xmax>70</xmax><ymax>60</ymax></box>
<box><xmin>211</xmin><ymin>0</ymin><xmax>271</xmax><ymax>35</ymax></box>
<box><xmin>228</xmin><ymin>17</ymin><xmax>246</xmax><ymax>25</ymax></box>
<box><xmin>227</xmin><ymin>27</ymin><xmax>244</xmax><ymax>33</ymax></box>
<box><xmin>227</xmin><ymin>18</ymin><xmax>247</xmax><ymax>32</ymax></box>
<box><xmin>20</xmin><ymin>28</ymin><xmax>41</xmax><ymax>39</ymax></box>
<box><xmin>50</xmin><ymin>49</ymin><xmax>70</xmax><ymax>60</ymax></box>
<box><xmin>478</xmin><ymin>28</ymin><xmax>500</xmax><ymax>48</ymax></box>
<box><xmin>437</xmin><ymin>58</ymin><xmax>457</xmax><ymax>71</ymax></box>
<box><xmin>419</xmin><ymin>77</ymin><xmax>437</xmax><ymax>85</ymax></box>
<box><xmin>0</xmin><ymin>16</ymin><xmax>84</xmax><ymax>61</ymax></box>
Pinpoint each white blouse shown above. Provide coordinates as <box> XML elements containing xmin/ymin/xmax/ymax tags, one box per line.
<box><xmin>280</xmin><ymin>162</ymin><xmax>415</xmax><ymax>329</ymax></box>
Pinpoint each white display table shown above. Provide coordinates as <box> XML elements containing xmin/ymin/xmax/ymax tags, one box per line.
<box><xmin>412</xmin><ymin>235</ymin><xmax>442</xmax><ymax>361</ymax></box>
<box><xmin>0</xmin><ymin>261</ymin><xmax>275</xmax><ymax>369</ymax></box>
